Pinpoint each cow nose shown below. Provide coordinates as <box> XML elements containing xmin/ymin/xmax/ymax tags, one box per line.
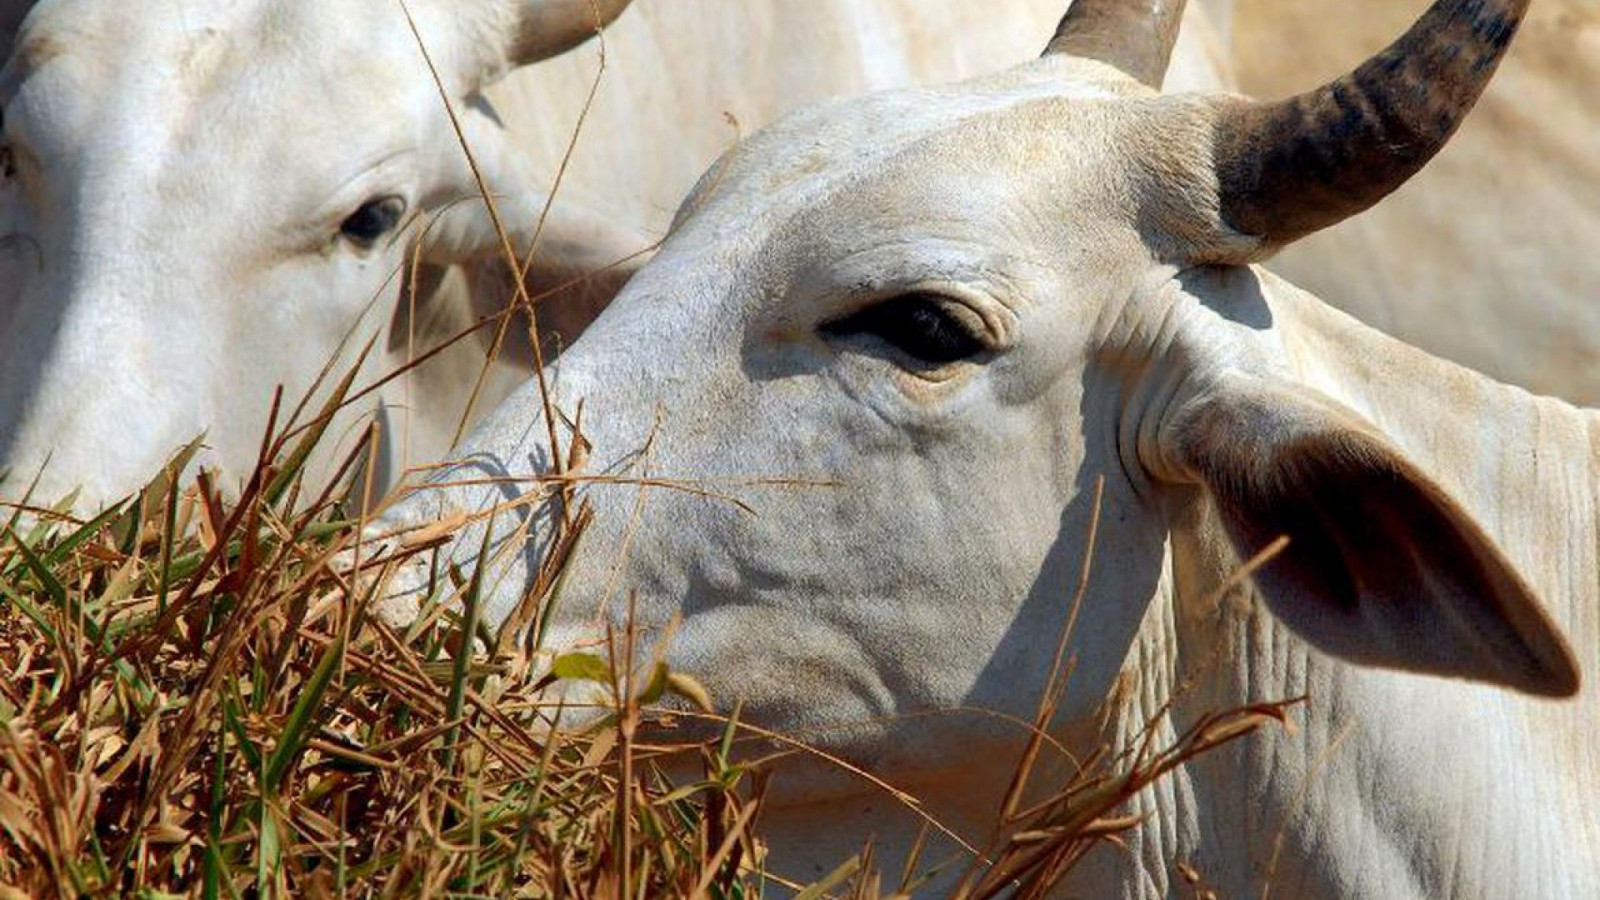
<box><xmin>0</xmin><ymin>265</ymin><xmax>203</xmax><ymax>509</ymax></box>
<box><xmin>353</xmin><ymin>435</ymin><xmax>567</xmax><ymax>634</ymax></box>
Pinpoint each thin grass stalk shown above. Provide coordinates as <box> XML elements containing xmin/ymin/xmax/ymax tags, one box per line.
<box><xmin>440</xmin><ymin>521</ymin><xmax>494</xmax><ymax>776</ymax></box>
<box><xmin>393</xmin><ymin>1</ymin><xmax>568</xmax><ymax>489</ymax></box>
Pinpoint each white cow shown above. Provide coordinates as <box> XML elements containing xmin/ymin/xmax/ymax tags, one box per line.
<box><xmin>0</xmin><ymin>0</ymin><xmax>1233</xmax><ymax>509</ymax></box>
<box><xmin>375</xmin><ymin>0</ymin><xmax>1599</xmax><ymax>896</ymax></box>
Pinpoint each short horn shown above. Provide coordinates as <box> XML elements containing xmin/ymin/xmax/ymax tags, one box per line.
<box><xmin>1214</xmin><ymin>0</ymin><xmax>1529</xmax><ymax>249</ymax></box>
<box><xmin>506</xmin><ymin>0</ymin><xmax>634</xmax><ymax>67</ymax></box>
<box><xmin>1044</xmin><ymin>0</ymin><xmax>1189</xmax><ymax>89</ymax></box>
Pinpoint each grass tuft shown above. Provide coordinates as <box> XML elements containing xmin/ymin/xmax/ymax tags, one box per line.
<box><xmin>0</xmin><ymin>373</ymin><xmax>1290</xmax><ymax>900</ymax></box>
<box><xmin>0</xmin><ymin>418</ymin><xmax>766</xmax><ymax>899</ymax></box>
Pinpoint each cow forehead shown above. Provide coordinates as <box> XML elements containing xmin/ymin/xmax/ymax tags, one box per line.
<box><xmin>12</xmin><ymin>1</ymin><xmax>427</xmax><ymax>130</ymax></box>
<box><xmin>658</xmin><ymin>57</ymin><xmax>1152</xmax><ymax>319</ymax></box>
<box><xmin>19</xmin><ymin>0</ymin><xmax>407</xmax><ymax>59</ymax></box>
<box><xmin>8</xmin><ymin>2</ymin><xmax>431</xmax><ymax>239</ymax></box>
<box><xmin>677</xmin><ymin>59</ymin><xmax>1140</xmax><ymax>241</ymax></box>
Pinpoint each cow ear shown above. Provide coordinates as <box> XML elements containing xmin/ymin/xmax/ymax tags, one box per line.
<box><xmin>1163</xmin><ymin>372</ymin><xmax>1580</xmax><ymax>697</ymax></box>
<box><xmin>421</xmin><ymin>0</ymin><xmax>633</xmax><ymax>89</ymax></box>
<box><xmin>422</xmin><ymin>185</ymin><xmax>651</xmax><ymax>270</ymax></box>
<box><xmin>420</xmin><ymin>188</ymin><xmax>649</xmax><ymax>350</ymax></box>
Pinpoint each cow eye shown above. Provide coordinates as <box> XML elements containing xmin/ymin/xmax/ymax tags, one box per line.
<box><xmin>339</xmin><ymin>195</ymin><xmax>407</xmax><ymax>248</ymax></box>
<box><xmin>821</xmin><ymin>293</ymin><xmax>990</xmax><ymax>366</ymax></box>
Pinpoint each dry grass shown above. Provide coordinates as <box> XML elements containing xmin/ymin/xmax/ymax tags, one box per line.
<box><xmin>0</xmin><ymin>391</ymin><xmax>767</xmax><ymax>899</ymax></box>
<box><xmin>0</xmin><ymin>397</ymin><xmax>1294</xmax><ymax>898</ymax></box>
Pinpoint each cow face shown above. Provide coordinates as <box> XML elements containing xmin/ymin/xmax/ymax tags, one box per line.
<box><xmin>0</xmin><ymin>0</ymin><xmax>628</xmax><ymax>505</ymax></box>
<box><xmin>386</xmin><ymin>64</ymin><xmax>1260</xmax><ymax>793</ymax></box>
<box><xmin>377</xmin><ymin>67</ymin><xmax>1165</xmax><ymax>769</ymax></box>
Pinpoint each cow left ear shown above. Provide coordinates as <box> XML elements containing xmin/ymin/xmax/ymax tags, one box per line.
<box><xmin>420</xmin><ymin>101</ymin><xmax>652</xmax><ymax>289</ymax></box>
<box><xmin>1159</xmin><ymin>371</ymin><xmax>1581</xmax><ymax>697</ymax></box>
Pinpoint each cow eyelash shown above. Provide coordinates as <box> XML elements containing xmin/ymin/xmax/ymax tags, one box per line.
<box><xmin>820</xmin><ymin>292</ymin><xmax>990</xmax><ymax>366</ymax></box>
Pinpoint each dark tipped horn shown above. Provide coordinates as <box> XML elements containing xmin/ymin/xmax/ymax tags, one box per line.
<box><xmin>1044</xmin><ymin>0</ymin><xmax>1189</xmax><ymax>88</ymax></box>
<box><xmin>1214</xmin><ymin>0</ymin><xmax>1530</xmax><ymax>249</ymax></box>
<box><xmin>508</xmin><ymin>0</ymin><xmax>635</xmax><ymax>66</ymax></box>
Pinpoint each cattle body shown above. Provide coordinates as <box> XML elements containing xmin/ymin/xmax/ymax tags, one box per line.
<box><xmin>0</xmin><ymin>0</ymin><xmax>1232</xmax><ymax>509</ymax></box>
<box><xmin>373</xmin><ymin>0</ymin><xmax>1600</xmax><ymax>896</ymax></box>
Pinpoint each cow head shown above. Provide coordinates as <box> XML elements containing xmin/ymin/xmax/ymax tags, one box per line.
<box><xmin>0</xmin><ymin>0</ymin><xmax>632</xmax><ymax>506</ymax></box>
<box><xmin>377</xmin><ymin>0</ymin><xmax>1576</xmax><ymax>794</ymax></box>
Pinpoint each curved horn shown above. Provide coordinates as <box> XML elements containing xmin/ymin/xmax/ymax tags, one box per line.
<box><xmin>1214</xmin><ymin>0</ymin><xmax>1529</xmax><ymax>249</ymax></box>
<box><xmin>506</xmin><ymin>0</ymin><xmax>634</xmax><ymax>67</ymax></box>
<box><xmin>1044</xmin><ymin>0</ymin><xmax>1189</xmax><ymax>88</ymax></box>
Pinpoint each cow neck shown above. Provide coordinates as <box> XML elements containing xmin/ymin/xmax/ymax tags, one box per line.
<box><xmin>1116</xmin><ymin>269</ymin><xmax>1600</xmax><ymax>899</ymax></box>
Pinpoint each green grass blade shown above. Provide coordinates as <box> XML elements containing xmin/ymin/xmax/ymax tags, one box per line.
<box><xmin>156</xmin><ymin>473</ymin><xmax>183</xmax><ymax>617</ymax></box>
<box><xmin>222</xmin><ymin>690</ymin><xmax>263</xmax><ymax>779</ymax></box>
<box><xmin>263</xmin><ymin>631</ymin><xmax>344</xmax><ymax>792</ymax></box>
<box><xmin>41</xmin><ymin>500</ymin><xmax>127</xmax><ymax>567</ymax></box>
<box><xmin>0</xmin><ymin>579</ymin><xmax>60</xmax><ymax>644</ymax></box>
<box><xmin>441</xmin><ymin>521</ymin><xmax>494</xmax><ymax>773</ymax></box>
<box><xmin>203</xmin><ymin>722</ymin><xmax>229</xmax><ymax>900</ymax></box>
<box><xmin>256</xmin><ymin>800</ymin><xmax>282</xmax><ymax>900</ymax></box>
<box><xmin>263</xmin><ymin>333</ymin><xmax>376</xmax><ymax>506</ymax></box>
<box><xmin>5</xmin><ymin>524</ymin><xmax>67</xmax><ymax>608</ymax></box>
